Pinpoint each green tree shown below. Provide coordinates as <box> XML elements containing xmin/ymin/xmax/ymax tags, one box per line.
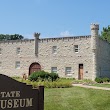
<box><xmin>0</xmin><ymin>34</ymin><xmax>24</xmax><ymax>41</ymax></box>
<box><xmin>101</xmin><ymin>25</ymin><xmax>110</xmax><ymax>43</ymax></box>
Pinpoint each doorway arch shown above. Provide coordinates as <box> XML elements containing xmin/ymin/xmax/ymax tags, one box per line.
<box><xmin>29</xmin><ymin>62</ymin><xmax>41</xmax><ymax>75</ymax></box>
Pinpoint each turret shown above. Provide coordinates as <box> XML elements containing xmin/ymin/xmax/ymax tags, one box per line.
<box><xmin>91</xmin><ymin>23</ymin><xmax>99</xmax><ymax>36</ymax></box>
<box><xmin>34</xmin><ymin>33</ymin><xmax>40</xmax><ymax>56</ymax></box>
<box><xmin>90</xmin><ymin>23</ymin><xmax>99</xmax><ymax>80</ymax></box>
<box><xmin>91</xmin><ymin>23</ymin><xmax>99</xmax><ymax>50</ymax></box>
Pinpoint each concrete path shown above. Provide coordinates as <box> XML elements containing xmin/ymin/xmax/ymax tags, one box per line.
<box><xmin>72</xmin><ymin>84</ymin><xmax>110</xmax><ymax>90</ymax></box>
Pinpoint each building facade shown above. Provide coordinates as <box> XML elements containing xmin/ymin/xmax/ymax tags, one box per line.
<box><xmin>0</xmin><ymin>23</ymin><xmax>110</xmax><ymax>80</ymax></box>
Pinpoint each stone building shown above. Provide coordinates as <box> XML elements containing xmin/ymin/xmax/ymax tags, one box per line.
<box><xmin>0</xmin><ymin>23</ymin><xmax>110</xmax><ymax>80</ymax></box>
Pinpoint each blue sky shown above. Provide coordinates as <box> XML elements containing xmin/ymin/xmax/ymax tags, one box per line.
<box><xmin>0</xmin><ymin>0</ymin><xmax>110</xmax><ymax>38</ymax></box>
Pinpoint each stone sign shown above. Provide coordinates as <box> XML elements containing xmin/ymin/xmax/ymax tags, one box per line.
<box><xmin>0</xmin><ymin>74</ymin><xmax>44</xmax><ymax>110</ymax></box>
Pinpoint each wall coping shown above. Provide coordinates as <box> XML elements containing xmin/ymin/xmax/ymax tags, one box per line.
<box><xmin>0</xmin><ymin>35</ymin><xmax>91</xmax><ymax>44</ymax></box>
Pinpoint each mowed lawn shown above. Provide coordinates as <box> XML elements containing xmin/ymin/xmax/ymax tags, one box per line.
<box><xmin>92</xmin><ymin>83</ymin><xmax>110</xmax><ymax>88</ymax></box>
<box><xmin>44</xmin><ymin>87</ymin><xmax>110</xmax><ymax>110</ymax></box>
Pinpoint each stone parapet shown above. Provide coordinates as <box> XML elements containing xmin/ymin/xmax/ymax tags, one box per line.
<box><xmin>90</xmin><ymin>23</ymin><xmax>99</xmax><ymax>30</ymax></box>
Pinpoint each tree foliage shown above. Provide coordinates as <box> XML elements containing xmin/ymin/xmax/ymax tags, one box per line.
<box><xmin>101</xmin><ymin>25</ymin><xmax>110</xmax><ymax>43</ymax></box>
<box><xmin>0</xmin><ymin>34</ymin><xmax>24</xmax><ymax>41</ymax></box>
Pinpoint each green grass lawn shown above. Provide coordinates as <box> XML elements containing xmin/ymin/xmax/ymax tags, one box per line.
<box><xmin>13</xmin><ymin>77</ymin><xmax>110</xmax><ymax>110</ymax></box>
<box><xmin>91</xmin><ymin>83</ymin><xmax>110</xmax><ymax>88</ymax></box>
<box><xmin>44</xmin><ymin>87</ymin><xmax>110</xmax><ymax>110</ymax></box>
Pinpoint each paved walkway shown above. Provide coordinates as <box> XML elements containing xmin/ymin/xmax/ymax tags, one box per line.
<box><xmin>72</xmin><ymin>84</ymin><xmax>110</xmax><ymax>90</ymax></box>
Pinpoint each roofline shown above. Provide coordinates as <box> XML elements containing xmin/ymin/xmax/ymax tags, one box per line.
<box><xmin>0</xmin><ymin>35</ymin><xmax>91</xmax><ymax>43</ymax></box>
<box><xmin>40</xmin><ymin>35</ymin><xmax>91</xmax><ymax>40</ymax></box>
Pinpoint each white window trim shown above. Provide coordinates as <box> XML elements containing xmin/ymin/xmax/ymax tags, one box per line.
<box><xmin>15</xmin><ymin>61</ymin><xmax>20</xmax><ymax>69</ymax></box>
<box><xmin>65</xmin><ymin>67</ymin><xmax>72</xmax><ymax>75</ymax></box>
<box><xmin>74</xmin><ymin>45</ymin><xmax>79</xmax><ymax>53</ymax></box>
<box><xmin>52</xmin><ymin>46</ymin><xmax>57</xmax><ymax>54</ymax></box>
<box><xmin>16</xmin><ymin>47</ymin><xmax>20</xmax><ymax>55</ymax></box>
<box><xmin>51</xmin><ymin>67</ymin><xmax>57</xmax><ymax>73</ymax></box>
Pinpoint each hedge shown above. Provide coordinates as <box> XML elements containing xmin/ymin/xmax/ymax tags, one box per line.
<box><xmin>28</xmin><ymin>71</ymin><xmax>59</xmax><ymax>82</ymax></box>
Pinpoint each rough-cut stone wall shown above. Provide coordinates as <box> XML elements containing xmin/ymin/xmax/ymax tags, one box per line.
<box><xmin>0</xmin><ymin>40</ymin><xmax>37</xmax><ymax>77</ymax></box>
<box><xmin>97</xmin><ymin>38</ymin><xmax>110</xmax><ymax>78</ymax></box>
<box><xmin>38</xmin><ymin>36</ymin><xmax>93</xmax><ymax>79</ymax></box>
<box><xmin>0</xmin><ymin>35</ymin><xmax>93</xmax><ymax>80</ymax></box>
<box><xmin>0</xmin><ymin>24</ymin><xmax>110</xmax><ymax>80</ymax></box>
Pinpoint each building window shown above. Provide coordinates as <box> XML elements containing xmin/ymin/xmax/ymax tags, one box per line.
<box><xmin>0</xmin><ymin>48</ymin><xmax>2</xmax><ymax>55</ymax></box>
<box><xmin>16</xmin><ymin>47</ymin><xmax>20</xmax><ymax>55</ymax></box>
<box><xmin>65</xmin><ymin>67</ymin><xmax>71</xmax><ymax>74</ymax></box>
<box><xmin>51</xmin><ymin>67</ymin><xmax>57</xmax><ymax>73</ymax></box>
<box><xmin>15</xmin><ymin>61</ymin><xmax>20</xmax><ymax>69</ymax></box>
<box><xmin>52</xmin><ymin>46</ymin><xmax>57</xmax><ymax>54</ymax></box>
<box><xmin>74</xmin><ymin>45</ymin><xmax>79</xmax><ymax>53</ymax></box>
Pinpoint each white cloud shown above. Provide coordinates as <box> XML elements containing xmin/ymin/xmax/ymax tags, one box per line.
<box><xmin>22</xmin><ymin>31</ymin><xmax>74</xmax><ymax>39</ymax></box>
<box><xmin>60</xmin><ymin>31</ymin><xmax>73</xmax><ymax>37</ymax></box>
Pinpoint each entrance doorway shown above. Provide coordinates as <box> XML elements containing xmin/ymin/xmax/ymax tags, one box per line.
<box><xmin>78</xmin><ymin>64</ymin><xmax>83</xmax><ymax>80</ymax></box>
<box><xmin>29</xmin><ymin>62</ymin><xmax>41</xmax><ymax>75</ymax></box>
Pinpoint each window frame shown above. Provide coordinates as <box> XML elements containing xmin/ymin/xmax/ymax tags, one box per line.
<box><xmin>52</xmin><ymin>46</ymin><xmax>57</xmax><ymax>54</ymax></box>
<box><xmin>16</xmin><ymin>47</ymin><xmax>20</xmax><ymax>55</ymax></box>
<box><xmin>65</xmin><ymin>67</ymin><xmax>72</xmax><ymax>75</ymax></box>
<box><xmin>15</xmin><ymin>61</ymin><xmax>20</xmax><ymax>69</ymax></box>
<box><xmin>51</xmin><ymin>67</ymin><xmax>57</xmax><ymax>73</ymax></box>
<box><xmin>74</xmin><ymin>45</ymin><xmax>79</xmax><ymax>53</ymax></box>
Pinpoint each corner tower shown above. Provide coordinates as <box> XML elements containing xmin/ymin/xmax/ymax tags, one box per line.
<box><xmin>91</xmin><ymin>23</ymin><xmax>99</xmax><ymax>80</ymax></box>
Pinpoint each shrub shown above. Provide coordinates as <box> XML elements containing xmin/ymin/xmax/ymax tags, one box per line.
<box><xmin>41</xmin><ymin>81</ymin><xmax>72</xmax><ymax>88</ymax></box>
<box><xmin>95</xmin><ymin>77</ymin><xmax>103</xmax><ymax>83</ymax></box>
<box><xmin>28</xmin><ymin>72</ymin><xmax>39</xmax><ymax>81</ymax></box>
<box><xmin>28</xmin><ymin>71</ymin><xmax>59</xmax><ymax>81</ymax></box>
<box><xmin>37</xmin><ymin>71</ymin><xmax>49</xmax><ymax>81</ymax></box>
<box><xmin>95</xmin><ymin>77</ymin><xmax>110</xmax><ymax>83</ymax></box>
<box><xmin>28</xmin><ymin>71</ymin><xmax>48</xmax><ymax>81</ymax></box>
<box><xmin>50</xmin><ymin>72</ymin><xmax>59</xmax><ymax>82</ymax></box>
<box><xmin>102</xmin><ymin>77</ymin><xmax>110</xmax><ymax>82</ymax></box>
